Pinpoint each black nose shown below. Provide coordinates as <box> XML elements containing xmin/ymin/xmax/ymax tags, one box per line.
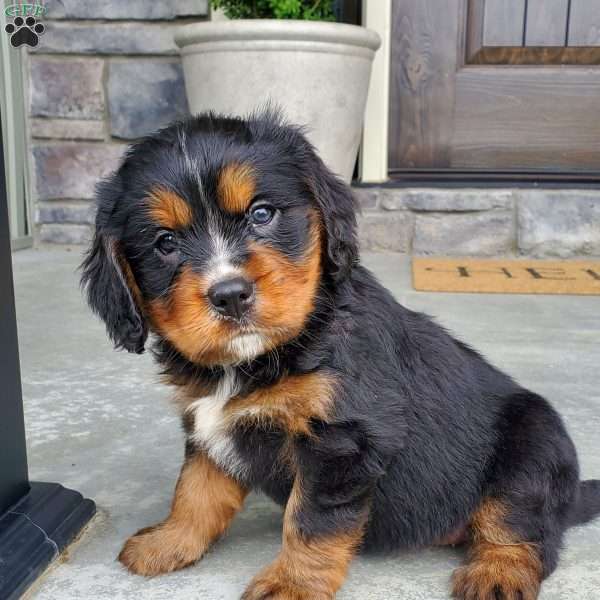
<box><xmin>207</xmin><ymin>277</ymin><xmax>255</xmax><ymax>320</ymax></box>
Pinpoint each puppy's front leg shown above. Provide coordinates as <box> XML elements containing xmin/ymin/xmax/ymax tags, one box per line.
<box><xmin>242</xmin><ymin>477</ymin><xmax>367</xmax><ymax>600</ymax></box>
<box><xmin>119</xmin><ymin>451</ymin><xmax>247</xmax><ymax>576</ymax></box>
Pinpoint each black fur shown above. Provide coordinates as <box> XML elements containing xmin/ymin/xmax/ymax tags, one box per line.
<box><xmin>82</xmin><ymin>110</ymin><xmax>600</xmax><ymax>597</ymax></box>
<box><xmin>81</xmin><ymin>175</ymin><xmax>147</xmax><ymax>354</ymax></box>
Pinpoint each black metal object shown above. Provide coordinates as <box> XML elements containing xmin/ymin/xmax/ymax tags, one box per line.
<box><xmin>0</xmin><ymin>112</ymin><xmax>96</xmax><ymax>599</ymax></box>
<box><xmin>0</xmin><ymin>483</ymin><xmax>96</xmax><ymax>600</ymax></box>
<box><xmin>0</xmin><ymin>109</ymin><xmax>28</xmax><ymax>516</ymax></box>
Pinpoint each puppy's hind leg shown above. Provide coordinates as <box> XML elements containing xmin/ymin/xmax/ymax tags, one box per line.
<box><xmin>452</xmin><ymin>498</ymin><xmax>545</xmax><ymax>600</ymax></box>
<box><xmin>452</xmin><ymin>391</ymin><xmax>580</xmax><ymax>600</ymax></box>
<box><xmin>119</xmin><ymin>451</ymin><xmax>247</xmax><ymax>576</ymax></box>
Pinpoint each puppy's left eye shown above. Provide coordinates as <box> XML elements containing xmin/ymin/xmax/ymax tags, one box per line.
<box><xmin>249</xmin><ymin>204</ymin><xmax>276</xmax><ymax>226</ymax></box>
<box><xmin>155</xmin><ymin>232</ymin><xmax>178</xmax><ymax>255</ymax></box>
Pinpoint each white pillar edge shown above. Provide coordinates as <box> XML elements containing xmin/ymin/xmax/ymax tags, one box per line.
<box><xmin>359</xmin><ymin>0</ymin><xmax>391</xmax><ymax>183</ymax></box>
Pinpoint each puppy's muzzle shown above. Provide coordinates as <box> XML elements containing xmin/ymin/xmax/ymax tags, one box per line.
<box><xmin>208</xmin><ymin>277</ymin><xmax>255</xmax><ymax>321</ymax></box>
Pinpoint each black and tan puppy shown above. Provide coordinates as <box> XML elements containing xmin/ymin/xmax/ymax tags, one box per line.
<box><xmin>82</xmin><ymin>110</ymin><xmax>600</xmax><ymax>600</ymax></box>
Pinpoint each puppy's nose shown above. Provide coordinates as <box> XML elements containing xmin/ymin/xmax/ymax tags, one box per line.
<box><xmin>207</xmin><ymin>277</ymin><xmax>255</xmax><ymax>320</ymax></box>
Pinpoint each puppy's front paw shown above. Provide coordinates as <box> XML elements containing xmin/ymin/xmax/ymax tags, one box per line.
<box><xmin>242</xmin><ymin>566</ymin><xmax>334</xmax><ymax>600</ymax></box>
<box><xmin>118</xmin><ymin>523</ymin><xmax>204</xmax><ymax>576</ymax></box>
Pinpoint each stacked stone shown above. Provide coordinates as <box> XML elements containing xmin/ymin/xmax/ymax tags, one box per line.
<box><xmin>30</xmin><ymin>0</ymin><xmax>207</xmax><ymax>244</ymax></box>
<box><xmin>355</xmin><ymin>188</ymin><xmax>600</xmax><ymax>258</ymax></box>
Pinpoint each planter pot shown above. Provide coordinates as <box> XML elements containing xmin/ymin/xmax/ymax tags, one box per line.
<box><xmin>175</xmin><ymin>20</ymin><xmax>381</xmax><ymax>183</ymax></box>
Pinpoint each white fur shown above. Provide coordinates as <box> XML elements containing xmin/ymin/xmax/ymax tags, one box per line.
<box><xmin>227</xmin><ymin>333</ymin><xmax>266</xmax><ymax>363</ymax></box>
<box><xmin>178</xmin><ymin>129</ymin><xmax>203</xmax><ymax>195</ymax></box>
<box><xmin>186</xmin><ymin>368</ymin><xmax>247</xmax><ymax>478</ymax></box>
<box><xmin>208</xmin><ymin>260</ymin><xmax>241</xmax><ymax>284</ymax></box>
<box><xmin>205</xmin><ymin>232</ymin><xmax>243</xmax><ymax>285</ymax></box>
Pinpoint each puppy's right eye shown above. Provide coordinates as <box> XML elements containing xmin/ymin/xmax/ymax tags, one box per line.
<box><xmin>155</xmin><ymin>232</ymin><xmax>178</xmax><ymax>256</ymax></box>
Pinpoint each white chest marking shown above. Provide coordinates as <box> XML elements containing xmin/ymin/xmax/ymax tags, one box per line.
<box><xmin>186</xmin><ymin>368</ymin><xmax>247</xmax><ymax>478</ymax></box>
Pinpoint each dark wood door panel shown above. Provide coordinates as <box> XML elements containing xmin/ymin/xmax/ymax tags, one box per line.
<box><xmin>388</xmin><ymin>0</ymin><xmax>463</xmax><ymax>169</ymax></box>
<box><xmin>482</xmin><ymin>0</ymin><xmax>525</xmax><ymax>45</ymax></box>
<box><xmin>389</xmin><ymin>0</ymin><xmax>600</xmax><ymax>174</ymax></box>
<box><xmin>525</xmin><ymin>0</ymin><xmax>570</xmax><ymax>46</ymax></box>
<box><xmin>569</xmin><ymin>0</ymin><xmax>600</xmax><ymax>45</ymax></box>
<box><xmin>452</xmin><ymin>68</ymin><xmax>600</xmax><ymax>170</ymax></box>
<box><xmin>478</xmin><ymin>0</ymin><xmax>599</xmax><ymax>48</ymax></box>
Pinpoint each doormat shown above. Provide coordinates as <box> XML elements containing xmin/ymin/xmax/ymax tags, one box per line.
<box><xmin>412</xmin><ymin>258</ymin><xmax>600</xmax><ymax>295</ymax></box>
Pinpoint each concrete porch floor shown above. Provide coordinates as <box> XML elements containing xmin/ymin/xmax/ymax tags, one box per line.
<box><xmin>12</xmin><ymin>248</ymin><xmax>600</xmax><ymax>600</ymax></box>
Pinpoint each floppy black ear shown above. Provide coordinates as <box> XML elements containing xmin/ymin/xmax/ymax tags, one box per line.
<box><xmin>307</xmin><ymin>156</ymin><xmax>359</xmax><ymax>282</ymax></box>
<box><xmin>80</xmin><ymin>178</ymin><xmax>147</xmax><ymax>354</ymax></box>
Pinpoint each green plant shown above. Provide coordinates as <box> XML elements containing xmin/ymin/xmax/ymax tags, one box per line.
<box><xmin>210</xmin><ymin>0</ymin><xmax>336</xmax><ymax>21</ymax></box>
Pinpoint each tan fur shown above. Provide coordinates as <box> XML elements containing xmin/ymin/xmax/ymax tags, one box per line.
<box><xmin>118</xmin><ymin>452</ymin><xmax>247</xmax><ymax>576</ymax></box>
<box><xmin>242</xmin><ymin>478</ymin><xmax>365</xmax><ymax>600</ymax></box>
<box><xmin>246</xmin><ymin>217</ymin><xmax>322</xmax><ymax>348</ymax></box>
<box><xmin>226</xmin><ymin>371</ymin><xmax>336</xmax><ymax>436</ymax></box>
<box><xmin>148</xmin><ymin>186</ymin><xmax>193</xmax><ymax>230</ymax></box>
<box><xmin>217</xmin><ymin>163</ymin><xmax>256</xmax><ymax>214</ymax></box>
<box><xmin>452</xmin><ymin>499</ymin><xmax>543</xmax><ymax>600</ymax></box>
<box><xmin>146</xmin><ymin>266</ymin><xmax>234</xmax><ymax>366</ymax></box>
<box><xmin>147</xmin><ymin>214</ymin><xmax>322</xmax><ymax>367</ymax></box>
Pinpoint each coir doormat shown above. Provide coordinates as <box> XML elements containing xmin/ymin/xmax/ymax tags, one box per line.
<box><xmin>412</xmin><ymin>258</ymin><xmax>600</xmax><ymax>295</ymax></box>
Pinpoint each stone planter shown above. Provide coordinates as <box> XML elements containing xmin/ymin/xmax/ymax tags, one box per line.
<box><xmin>175</xmin><ymin>20</ymin><xmax>381</xmax><ymax>182</ymax></box>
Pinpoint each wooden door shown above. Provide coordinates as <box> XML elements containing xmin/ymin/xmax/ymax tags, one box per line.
<box><xmin>388</xmin><ymin>0</ymin><xmax>600</xmax><ymax>175</ymax></box>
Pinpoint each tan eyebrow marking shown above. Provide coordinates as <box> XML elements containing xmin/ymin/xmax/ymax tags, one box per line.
<box><xmin>217</xmin><ymin>163</ymin><xmax>256</xmax><ymax>214</ymax></box>
<box><xmin>148</xmin><ymin>187</ymin><xmax>194</xmax><ymax>229</ymax></box>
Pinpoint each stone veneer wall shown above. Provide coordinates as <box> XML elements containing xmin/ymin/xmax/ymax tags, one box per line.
<box><xmin>355</xmin><ymin>188</ymin><xmax>600</xmax><ymax>258</ymax></box>
<box><xmin>28</xmin><ymin>0</ymin><xmax>208</xmax><ymax>244</ymax></box>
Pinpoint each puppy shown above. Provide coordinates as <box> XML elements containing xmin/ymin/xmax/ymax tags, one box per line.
<box><xmin>81</xmin><ymin>110</ymin><xmax>600</xmax><ymax>600</ymax></box>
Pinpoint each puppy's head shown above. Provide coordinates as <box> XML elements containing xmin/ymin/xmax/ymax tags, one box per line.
<box><xmin>81</xmin><ymin>110</ymin><xmax>358</xmax><ymax>366</ymax></box>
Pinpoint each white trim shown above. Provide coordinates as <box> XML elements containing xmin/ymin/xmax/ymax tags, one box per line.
<box><xmin>360</xmin><ymin>0</ymin><xmax>391</xmax><ymax>183</ymax></box>
<box><xmin>10</xmin><ymin>235</ymin><xmax>33</xmax><ymax>251</ymax></box>
<box><xmin>0</xmin><ymin>12</ymin><xmax>31</xmax><ymax>247</ymax></box>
